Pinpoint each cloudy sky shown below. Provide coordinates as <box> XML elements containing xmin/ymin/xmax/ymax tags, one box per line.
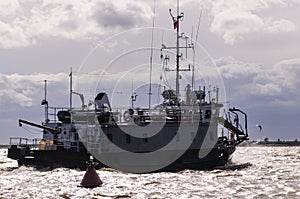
<box><xmin>1</xmin><ymin>0</ymin><xmax>300</xmax><ymax>144</ymax></box>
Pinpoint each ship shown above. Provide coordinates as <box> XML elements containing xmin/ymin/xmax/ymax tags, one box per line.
<box><xmin>7</xmin><ymin>3</ymin><xmax>249</xmax><ymax>173</ymax></box>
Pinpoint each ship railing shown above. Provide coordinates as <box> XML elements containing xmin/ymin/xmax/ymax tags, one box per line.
<box><xmin>113</xmin><ymin>106</ymin><xmax>216</xmax><ymax>124</ymax></box>
<box><xmin>9</xmin><ymin>137</ymin><xmax>41</xmax><ymax>149</ymax></box>
<box><xmin>48</xmin><ymin>106</ymin><xmax>69</xmax><ymax>123</ymax></box>
<box><xmin>72</xmin><ymin>106</ymin><xmax>219</xmax><ymax>125</ymax></box>
<box><xmin>72</xmin><ymin>109</ymin><xmax>98</xmax><ymax>125</ymax></box>
<box><xmin>9</xmin><ymin>137</ymin><xmax>81</xmax><ymax>152</ymax></box>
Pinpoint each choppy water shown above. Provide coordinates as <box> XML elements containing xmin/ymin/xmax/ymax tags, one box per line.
<box><xmin>0</xmin><ymin>146</ymin><xmax>299</xmax><ymax>199</ymax></box>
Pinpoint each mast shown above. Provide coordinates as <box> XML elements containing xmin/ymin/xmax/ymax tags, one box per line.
<box><xmin>169</xmin><ymin>0</ymin><xmax>184</xmax><ymax>102</ymax></box>
<box><xmin>148</xmin><ymin>0</ymin><xmax>156</xmax><ymax>109</ymax></box>
<box><xmin>43</xmin><ymin>80</ymin><xmax>49</xmax><ymax>123</ymax></box>
<box><xmin>69</xmin><ymin>68</ymin><xmax>72</xmax><ymax>122</ymax></box>
<box><xmin>175</xmin><ymin>0</ymin><xmax>180</xmax><ymax>101</ymax></box>
<box><xmin>163</xmin><ymin>1</ymin><xmax>191</xmax><ymax>103</ymax></box>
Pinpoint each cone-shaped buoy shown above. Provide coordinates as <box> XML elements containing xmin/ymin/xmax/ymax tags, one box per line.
<box><xmin>80</xmin><ymin>160</ymin><xmax>102</xmax><ymax>188</ymax></box>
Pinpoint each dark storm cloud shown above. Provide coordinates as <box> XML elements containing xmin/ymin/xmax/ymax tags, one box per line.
<box><xmin>92</xmin><ymin>1</ymin><xmax>150</xmax><ymax>28</ymax></box>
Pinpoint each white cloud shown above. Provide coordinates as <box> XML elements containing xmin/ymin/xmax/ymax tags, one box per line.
<box><xmin>1</xmin><ymin>0</ymin><xmax>298</xmax><ymax>47</ymax></box>
<box><xmin>273</xmin><ymin>58</ymin><xmax>300</xmax><ymax>89</ymax></box>
<box><xmin>0</xmin><ymin>71</ymin><xmax>155</xmax><ymax>111</ymax></box>
<box><xmin>264</xmin><ymin>18</ymin><xmax>296</xmax><ymax>33</ymax></box>
<box><xmin>0</xmin><ymin>73</ymin><xmax>69</xmax><ymax>107</ymax></box>
<box><xmin>206</xmin><ymin>0</ymin><xmax>298</xmax><ymax>44</ymax></box>
<box><xmin>0</xmin><ymin>21</ymin><xmax>32</xmax><ymax>48</ymax></box>
<box><xmin>256</xmin><ymin>83</ymin><xmax>282</xmax><ymax>95</ymax></box>
<box><xmin>0</xmin><ymin>1</ymin><xmax>21</xmax><ymax>17</ymax></box>
<box><xmin>210</xmin><ymin>10</ymin><xmax>264</xmax><ymax>45</ymax></box>
<box><xmin>215</xmin><ymin>56</ymin><xmax>260</xmax><ymax>79</ymax></box>
<box><xmin>0</xmin><ymin>0</ymin><xmax>152</xmax><ymax>48</ymax></box>
<box><xmin>217</xmin><ymin>57</ymin><xmax>300</xmax><ymax>106</ymax></box>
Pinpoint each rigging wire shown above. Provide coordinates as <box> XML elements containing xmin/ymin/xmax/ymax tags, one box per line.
<box><xmin>21</xmin><ymin>126</ymin><xmax>43</xmax><ymax>135</ymax></box>
<box><xmin>192</xmin><ymin>4</ymin><xmax>203</xmax><ymax>91</ymax></box>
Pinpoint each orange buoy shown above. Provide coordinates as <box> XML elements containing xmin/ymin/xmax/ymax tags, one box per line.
<box><xmin>80</xmin><ymin>160</ymin><xmax>102</xmax><ymax>188</ymax></box>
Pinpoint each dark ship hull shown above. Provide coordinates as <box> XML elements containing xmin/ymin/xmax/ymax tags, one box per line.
<box><xmin>8</xmin><ymin>150</ymin><xmax>232</xmax><ymax>172</ymax></box>
<box><xmin>8</xmin><ymin>138</ymin><xmax>235</xmax><ymax>171</ymax></box>
<box><xmin>8</xmin><ymin>146</ymin><xmax>90</xmax><ymax>170</ymax></box>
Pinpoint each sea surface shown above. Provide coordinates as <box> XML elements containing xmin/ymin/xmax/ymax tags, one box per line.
<box><xmin>0</xmin><ymin>146</ymin><xmax>299</xmax><ymax>199</ymax></box>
